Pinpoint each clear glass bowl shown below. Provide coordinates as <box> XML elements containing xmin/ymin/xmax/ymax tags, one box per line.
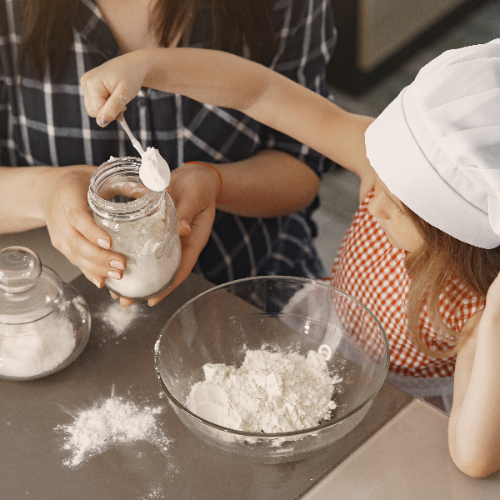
<box><xmin>155</xmin><ymin>276</ymin><xmax>389</xmax><ymax>464</ymax></box>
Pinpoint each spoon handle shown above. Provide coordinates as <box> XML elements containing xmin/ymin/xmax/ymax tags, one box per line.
<box><xmin>117</xmin><ymin>113</ymin><xmax>145</xmax><ymax>156</ymax></box>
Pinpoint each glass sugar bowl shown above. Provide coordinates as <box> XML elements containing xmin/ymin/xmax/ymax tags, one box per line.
<box><xmin>88</xmin><ymin>157</ymin><xmax>181</xmax><ymax>300</ymax></box>
<box><xmin>0</xmin><ymin>246</ymin><xmax>91</xmax><ymax>381</ymax></box>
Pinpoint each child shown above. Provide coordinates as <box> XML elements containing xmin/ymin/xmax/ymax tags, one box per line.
<box><xmin>81</xmin><ymin>41</ymin><xmax>500</xmax><ymax>477</ymax></box>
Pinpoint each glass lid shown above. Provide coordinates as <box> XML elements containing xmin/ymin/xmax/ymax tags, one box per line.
<box><xmin>0</xmin><ymin>246</ymin><xmax>63</xmax><ymax>325</ymax></box>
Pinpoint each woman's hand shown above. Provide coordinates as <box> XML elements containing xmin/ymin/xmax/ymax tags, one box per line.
<box><xmin>147</xmin><ymin>164</ymin><xmax>219</xmax><ymax>305</ymax></box>
<box><xmin>114</xmin><ymin>161</ymin><xmax>221</xmax><ymax>307</ymax></box>
<box><xmin>0</xmin><ymin>165</ymin><xmax>127</xmax><ymax>288</ymax></box>
<box><xmin>40</xmin><ymin>166</ymin><xmax>127</xmax><ymax>288</ymax></box>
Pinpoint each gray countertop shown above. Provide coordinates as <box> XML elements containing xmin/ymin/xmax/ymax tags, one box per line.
<box><xmin>2</xmin><ymin>231</ymin><xmax>499</xmax><ymax>499</ymax></box>
<box><xmin>1</xmin><ymin>272</ymin><xmax>413</xmax><ymax>500</ymax></box>
<box><xmin>302</xmin><ymin>398</ymin><xmax>500</xmax><ymax>500</ymax></box>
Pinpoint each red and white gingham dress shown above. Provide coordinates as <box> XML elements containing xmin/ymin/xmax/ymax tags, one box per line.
<box><xmin>330</xmin><ymin>191</ymin><xmax>485</xmax><ymax>378</ymax></box>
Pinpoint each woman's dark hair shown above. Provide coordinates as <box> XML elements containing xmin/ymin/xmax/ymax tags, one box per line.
<box><xmin>19</xmin><ymin>0</ymin><xmax>278</xmax><ymax>80</ymax></box>
<box><xmin>403</xmin><ymin>204</ymin><xmax>500</xmax><ymax>357</ymax></box>
<box><xmin>19</xmin><ymin>0</ymin><xmax>78</xmax><ymax>79</ymax></box>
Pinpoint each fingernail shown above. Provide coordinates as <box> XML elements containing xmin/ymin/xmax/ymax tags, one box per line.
<box><xmin>180</xmin><ymin>219</ymin><xmax>191</xmax><ymax>232</ymax></box>
<box><xmin>110</xmin><ymin>260</ymin><xmax>124</xmax><ymax>270</ymax></box>
<box><xmin>97</xmin><ymin>115</ymin><xmax>108</xmax><ymax>127</ymax></box>
<box><xmin>107</xmin><ymin>270</ymin><xmax>121</xmax><ymax>279</ymax></box>
<box><xmin>97</xmin><ymin>238</ymin><xmax>111</xmax><ymax>249</ymax></box>
<box><xmin>92</xmin><ymin>278</ymin><xmax>102</xmax><ymax>288</ymax></box>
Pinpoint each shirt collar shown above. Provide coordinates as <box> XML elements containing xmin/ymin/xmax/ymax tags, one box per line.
<box><xmin>74</xmin><ymin>0</ymin><xmax>121</xmax><ymax>60</ymax></box>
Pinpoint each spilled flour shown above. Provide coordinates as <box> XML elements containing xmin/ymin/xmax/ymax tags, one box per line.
<box><xmin>187</xmin><ymin>349</ymin><xmax>341</xmax><ymax>433</ymax></box>
<box><xmin>97</xmin><ymin>301</ymin><xmax>145</xmax><ymax>337</ymax></box>
<box><xmin>56</xmin><ymin>390</ymin><xmax>173</xmax><ymax>468</ymax></box>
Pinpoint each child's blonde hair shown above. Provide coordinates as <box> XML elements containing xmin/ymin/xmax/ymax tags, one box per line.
<box><xmin>403</xmin><ymin>205</ymin><xmax>500</xmax><ymax>357</ymax></box>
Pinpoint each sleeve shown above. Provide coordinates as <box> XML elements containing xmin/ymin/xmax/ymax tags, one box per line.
<box><xmin>261</xmin><ymin>0</ymin><xmax>337</xmax><ymax>177</ymax></box>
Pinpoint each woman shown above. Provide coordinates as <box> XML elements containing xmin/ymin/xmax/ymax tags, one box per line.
<box><xmin>0</xmin><ymin>0</ymin><xmax>337</xmax><ymax>305</ymax></box>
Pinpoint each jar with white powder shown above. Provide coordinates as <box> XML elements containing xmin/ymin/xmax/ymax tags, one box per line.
<box><xmin>88</xmin><ymin>157</ymin><xmax>181</xmax><ymax>300</ymax></box>
<box><xmin>0</xmin><ymin>246</ymin><xmax>91</xmax><ymax>380</ymax></box>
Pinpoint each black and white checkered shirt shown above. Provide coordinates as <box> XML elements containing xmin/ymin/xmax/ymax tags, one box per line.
<box><xmin>0</xmin><ymin>0</ymin><xmax>336</xmax><ymax>284</ymax></box>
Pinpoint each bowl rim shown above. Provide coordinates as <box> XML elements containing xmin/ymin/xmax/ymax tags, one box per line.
<box><xmin>154</xmin><ymin>275</ymin><xmax>390</xmax><ymax>438</ymax></box>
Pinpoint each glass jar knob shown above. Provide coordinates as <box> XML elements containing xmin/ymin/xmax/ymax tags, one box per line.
<box><xmin>0</xmin><ymin>246</ymin><xmax>42</xmax><ymax>293</ymax></box>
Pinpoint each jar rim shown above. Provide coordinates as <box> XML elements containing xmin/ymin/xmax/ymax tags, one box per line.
<box><xmin>88</xmin><ymin>156</ymin><xmax>164</xmax><ymax>221</ymax></box>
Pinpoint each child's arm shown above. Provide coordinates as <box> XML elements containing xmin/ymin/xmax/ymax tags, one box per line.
<box><xmin>448</xmin><ymin>271</ymin><xmax>500</xmax><ymax>477</ymax></box>
<box><xmin>81</xmin><ymin>47</ymin><xmax>375</xmax><ymax>195</ymax></box>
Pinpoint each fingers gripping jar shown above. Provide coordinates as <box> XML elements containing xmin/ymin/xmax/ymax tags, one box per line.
<box><xmin>88</xmin><ymin>157</ymin><xmax>181</xmax><ymax>300</ymax></box>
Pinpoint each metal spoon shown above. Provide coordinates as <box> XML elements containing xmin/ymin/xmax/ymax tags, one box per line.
<box><xmin>117</xmin><ymin>113</ymin><xmax>145</xmax><ymax>156</ymax></box>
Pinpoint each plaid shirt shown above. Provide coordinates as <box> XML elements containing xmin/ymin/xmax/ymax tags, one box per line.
<box><xmin>0</xmin><ymin>0</ymin><xmax>336</xmax><ymax>284</ymax></box>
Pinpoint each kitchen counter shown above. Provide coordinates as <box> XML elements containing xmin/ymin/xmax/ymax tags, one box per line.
<box><xmin>1</xmin><ymin>272</ymin><xmax>412</xmax><ymax>500</ymax></box>
<box><xmin>302</xmin><ymin>398</ymin><xmax>500</xmax><ymax>499</ymax></box>
<box><xmin>1</xmin><ymin>230</ymin><xmax>499</xmax><ymax>499</ymax></box>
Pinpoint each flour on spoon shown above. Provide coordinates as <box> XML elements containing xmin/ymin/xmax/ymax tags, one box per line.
<box><xmin>116</xmin><ymin>114</ymin><xmax>171</xmax><ymax>192</ymax></box>
<box><xmin>139</xmin><ymin>147</ymin><xmax>171</xmax><ymax>192</ymax></box>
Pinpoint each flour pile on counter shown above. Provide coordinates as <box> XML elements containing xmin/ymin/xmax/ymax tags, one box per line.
<box><xmin>139</xmin><ymin>147</ymin><xmax>171</xmax><ymax>191</ymax></box>
<box><xmin>56</xmin><ymin>392</ymin><xmax>173</xmax><ymax>467</ymax></box>
<box><xmin>187</xmin><ymin>349</ymin><xmax>340</xmax><ymax>433</ymax></box>
<box><xmin>97</xmin><ymin>301</ymin><xmax>145</xmax><ymax>337</ymax></box>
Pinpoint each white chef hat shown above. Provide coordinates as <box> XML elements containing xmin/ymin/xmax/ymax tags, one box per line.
<box><xmin>365</xmin><ymin>39</ymin><xmax>500</xmax><ymax>249</ymax></box>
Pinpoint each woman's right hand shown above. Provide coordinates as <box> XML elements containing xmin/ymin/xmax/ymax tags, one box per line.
<box><xmin>39</xmin><ymin>165</ymin><xmax>127</xmax><ymax>288</ymax></box>
<box><xmin>112</xmin><ymin>161</ymin><xmax>221</xmax><ymax>308</ymax></box>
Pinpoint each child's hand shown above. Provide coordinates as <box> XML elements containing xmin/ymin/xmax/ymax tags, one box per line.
<box><xmin>81</xmin><ymin>52</ymin><xmax>152</xmax><ymax>127</ymax></box>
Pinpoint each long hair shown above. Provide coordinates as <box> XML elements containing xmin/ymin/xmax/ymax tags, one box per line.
<box><xmin>19</xmin><ymin>0</ymin><xmax>278</xmax><ymax>80</ymax></box>
<box><xmin>403</xmin><ymin>204</ymin><xmax>500</xmax><ymax>357</ymax></box>
<box><xmin>19</xmin><ymin>0</ymin><xmax>78</xmax><ymax>79</ymax></box>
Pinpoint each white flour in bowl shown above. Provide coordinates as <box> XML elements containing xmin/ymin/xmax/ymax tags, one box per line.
<box><xmin>187</xmin><ymin>349</ymin><xmax>341</xmax><ymax>433</ymax></box>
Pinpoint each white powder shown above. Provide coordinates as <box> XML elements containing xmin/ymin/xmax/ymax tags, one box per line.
<box><xmin>94</xmin><ymin>198</ymin><xmax>181</xmax><ymax>298</ymax></box>
<box><xmin>187</xmin><ymin>349</ymin><xmax>340</xmax><ymax>434</ymax></box>
<box><xmin>141</xmin><ymin>485</ymin><xmax>166</xmax><ymax>500</ymax></box>
<box><xmin>56</xmin><ymin>392</ymin><xmax>173</xmax><ymax>468</ymax></box>
<box><xmin>97</xmin><ymin>301</ymin><xmax>145</xmax><ymax>337</ymax></box>
<box><xmin>0</xmin><ymin>316</ymin><xmax>76</xmax><ymax>378</ymax></box>
<box><xmin>140</xmin><ymin>147</ymin><xmax>171</xmax><ymax>192</ymax></box>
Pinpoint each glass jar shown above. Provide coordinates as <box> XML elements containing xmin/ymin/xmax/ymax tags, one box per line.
<box><xmin>88</xmin><ymin>157</ymin><xmax>181</xmax><ymax>300</ymax></box>
<box><xmin>0</xmin><ymin>246</ymin><xmax>91</xmax><ymax>380</ymax></box>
